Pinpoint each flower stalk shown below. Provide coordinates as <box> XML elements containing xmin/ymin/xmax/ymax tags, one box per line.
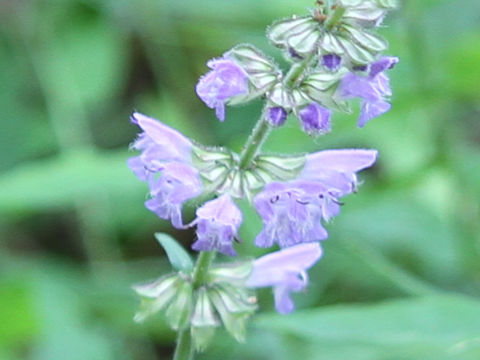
<box><xmin>173</xmin><ymin>329</ymin><xmax>194</xmax><ymax>360</ymax></box>
<box><xmin>238</xmin><ymin>116</ymin><xmax>272</xmax><ymax>170</ymax></box>
<box><xmin>192</xmin><ymin>251</ymin><xmax>217</xmax><ymax>288</ymax></box>
<box><xmin>284</xmin><ymin>55</ymin><xmax>314</xmax><ymax>89</ymax></box>
<box><xmin>325</xmin><ymin>5</ymin><xmax>346</xmax><ymax>29</ymax></box>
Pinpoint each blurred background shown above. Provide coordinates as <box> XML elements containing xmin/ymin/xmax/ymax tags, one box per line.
<box><xmin>1</xmin><ymin>0</ymin><xmax>480</xmax><ymax>359</ymax></box>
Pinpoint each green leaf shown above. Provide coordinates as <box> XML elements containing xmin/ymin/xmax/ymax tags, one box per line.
<box><xmin>155</xmin><ymin>233</ymin><xmax>194</xmax><ymax>272</ymax></box>
<box><xmin>255</xmin><ymin>295</ymin><xmax>480</xmax><ymax>359</ymax></box>
<box><xmin>0</xmin><ymin>150</ymin><xmax>143</xmax><ymax>214</ymax></box>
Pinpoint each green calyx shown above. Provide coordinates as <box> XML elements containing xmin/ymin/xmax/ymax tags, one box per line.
<box><xmin>191</xmin><ymin>142</ymin><xmax>307</xmax><ymax>201</ymax></box>
<box><xmin>133</xmin><ymin>238</ymin><xmax>257</xmax><ymax>351</ymax></box>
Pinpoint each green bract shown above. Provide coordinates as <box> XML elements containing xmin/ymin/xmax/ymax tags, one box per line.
<box><xmin>191</xmin><ymin>143</ymin><xmax>306</xmax><ymax>200</ymax></box>
<box><xmin>226</xmin><ymin>44</ymin><xmax>280</xmax><ymax>105</ymax></box>
<box><xmin>133</xmin><ymin>238</ymin><xmax>257</xmax><ymax>352</ymax></box>
<box><xmin>267</xmin><ymin>1</ymin><xmax>393</xmax><ymax>65</ymax></box>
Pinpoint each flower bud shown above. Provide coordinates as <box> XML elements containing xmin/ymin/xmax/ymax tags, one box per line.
<box><xmin>298</xmin><ymin>103</ymin><xmax>332</xmax><ymax>135</ymax></box>
<box><xmin>267</xmin><ymin>107</ymin><xmax>288</xmax><ymax>127</ymax></box>
<box><xmin>322</xmin><ymin>54</ymin><xmax>342</xmax><ymax>71</ymax></box>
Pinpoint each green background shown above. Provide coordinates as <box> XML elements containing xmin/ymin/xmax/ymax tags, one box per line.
<box><xmin>1</xmin><ymin>0</ymin><xmax>480</xmax><ymax>359</ymax></box>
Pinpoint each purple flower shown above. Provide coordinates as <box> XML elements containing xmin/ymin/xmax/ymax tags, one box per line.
<box><xmin>128</xmin><ymin>112</ymin><xmax>193</xmax><ymax>181</ymax></box>
<box><xmin>192</xmin><ymin>195</ymin><xmax>242</xmax><ymax>256</ymax></box>
<box><xmin>145</xmin><ymin>162</ymin><xmax>202</xmax><ymax>228</ymax></box>
<box><xmin>128</xmin><ymin>112</ymin><xmax>203</xmax><ymax>228</ymax></box>
<box><xmin>267</xmin><ymin>107</ymin><xmax>288</xmax><ymax>127</ymax></box>
<box><xmin>322</xmin><ymin>54</ymin><xmax>342</xmax><ymax>71</ymax></box>
<box><xmin>301</xmin><ymin>149</ymin><xmax>378</xmax><ymax>195</ymax></box>
<box><xmin>254</xmin><ymin>149</ymin><xmax>377</xmax><ymax>248</ymax></box>
<box><xmin>246</xmin><ymin>243</ymin><xmax>322</xmax><ymax>314</ymax></box>
<box><xmin>338</xmin><ymin>56</ymin><xmax>399</xmax><ymax>127</ymax></box>
<box><xmin>196</xmin><ymin>58</ymin><xmax>249</xmax><ymax>121</ymax></box>
<box><xmin>298</xmin><ymin>103</ymin><xmax>332</xmax><ymax>135</ymax></box>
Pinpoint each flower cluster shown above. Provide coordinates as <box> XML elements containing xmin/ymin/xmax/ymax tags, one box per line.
<box><xmin>254</xmin><ymin>149</ymin><xmax>377</xmax><ymax>248</ymax></box>
<box><xmin>196</xmin><ymin>0</ymin><xmax>398</xmax><ymax>131</ymax></box>
<box><xmin>128</xmin><ymin>112</ymin><xmax>203</xmax><ymax>228</ymax></box>
<box><xmin>129</xmin><ymin>0</ymin><xmax>398</xmax><ymax>354</ymax></box>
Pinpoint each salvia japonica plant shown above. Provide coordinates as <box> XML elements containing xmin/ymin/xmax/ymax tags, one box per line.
<box><xmin>129</xmin><ymin>0</ymin><xmax>398</xmax><ymax>358</ymax></box>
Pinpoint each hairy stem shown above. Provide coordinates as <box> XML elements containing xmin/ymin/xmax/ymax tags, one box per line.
<box><xmin>173</xmin><ymin>329</ymin><xmax>194</xmax><ymax>360</ymax></box>
<box><xmin>238</xmin><ymin>116</ymin><xmax>272</xmax><ymax>170</ymax></box>
<box><xmin>325</xmin><ymin>5</ymin><xmax>346</xmax><ymax>29</ymax></box>
<box><xmin>173</xmin><ymin>251</ymin><xmax>216</xmax><ymax>360</ymax></box>
<box><xmin>284</xmin><ymin>54</ymin><xmax>314</xmax><ymax>89</ymax></box>
<box><xmin>192</xmin><ymin>251</ymin><xmax>217</xmax><ymax>288</ymax></box>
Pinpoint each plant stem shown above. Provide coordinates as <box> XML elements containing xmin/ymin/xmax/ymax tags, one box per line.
<box><xmin>192</xmin><ymin>251</ymin><xmax>217</xmax><ymax>288</ymax></box>
<box><xmin>238</xmin><ymin>116</ymin><xmax>272</xmax><ymax>170</ymax></box>
<box><xmin>325</xmin><ymin>5</ymin><xmax>345</xmax><ymax>29</ymax></box>
<box><xmin>173</xmin><ymin>251</ymin><xmax>216</xmax><ymax>360</ymax></box>
<box><xmin>173</xmin><ymin>329</ymin><xmax>194</xmax><ymax>360</ymax></box>
<box><xmin>284</xmin><ymin>54</ymin><xmax>314</xmax><ymax>89</ymax></box>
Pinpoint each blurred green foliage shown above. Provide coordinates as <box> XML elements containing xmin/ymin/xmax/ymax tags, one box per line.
<box><xmin>1</xmin><ymin>0</ymin><xmax>480</xmax><ymax>359</ymax></box>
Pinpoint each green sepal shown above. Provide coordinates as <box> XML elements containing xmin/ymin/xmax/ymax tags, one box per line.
<box><xmin>214</xmin><ymin>152</ymin><xmax>307</xmax><ymax>200</ymax></box>
<box><xmin>267</xmin><ymin>82</ymin><xmax>310</xmax><ymax>110</ymax></box>
<box><xmin>303</xmin><ymin>69</ymin><xmax>348</xmax><ymax>92</ymax></box>
<box><xmin>340</xmin><ymin>0</ymin><xmax>365</xmax><ymax>6</ymax></box>
<box><xmin>132</xmin><ymin>275</ymin><xmax>180</xmax><ymax>323</ymax></box>
<box><xmin>342</xmin><ymin>24</ymin><xmax>388</xmax><ymax>53</ymax></box>
<box><xmin>338</xmin><ymin>35</ymin><xmax>377</xmax><ymax>65</ymax></box>
<box><xmin>267</xmin><ymin>16</ymin><xmax>318</xmax><ymax>50</ymax></box>
<box><xmin>254</xmin><ymin>154</ymin><xmax>307</xmax><ymax>182</ymax></box>
<box><xmin>208</xmin><ymin>284</ymin><xmax>257</xmax><ymax>343</ymax></box>
<box><xmin>209</xmin><ymin>261</ymin><xmax>253</xmax><ymax>285</ymax></box>
<box><xmin>226</xmin><ymin>44</ymin><xmax>280</xmax><ymax>97</ymax></box>
<box><xmin>376</xmin><ymin>0</ymin><xmax>398</xmax><ymax>9</ymax></box>
<box><xmin>191</xmin><ymin>287</ymin><xmax>220</xmax><ymax>328</ymax></box>
<box><xmin>301</xmin><ymin>77</ymin><xmax>352</xmax><ymax>113</ymax></box>
<box><xmin>286</xmin><ymin>26</ymin><xmax>321</xmax><ymax>57</ymax></box>
<box><xmin>155</xmin><ymin>233</ymin><xmax>193</xmax><ymax>273</ymax></box>
<box><xmin>166</xmin><ymin>279</ymin><xmax>193</xmax><ymax>331</ymax></box>
<box><xmin>191</xmin><ymin>326</ymin><xmax>217</xmax><ymax>353</ymax></box>
<box><xmin>342</xmin><ymin>1</ymin><xmax>389</xmax><ymax>27</ymax></box>
<box><xmin>191</xmin><ymin>144</ymin><xmax>234</xmax><ymax>170</ymax></box>
<box><xmin>191</xmin><ymin>144</ymin><xmax>235</xmax><ymax>190</ymax></box>
<box><xmin>215</xmin><ymin>169</ymin><xmax>245</xmax><ymax>199</ymax></box>
<box><xmin>320</xmin><ymin>32</ymin><xmax>345</xmax><ymax>55</ymax></box>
